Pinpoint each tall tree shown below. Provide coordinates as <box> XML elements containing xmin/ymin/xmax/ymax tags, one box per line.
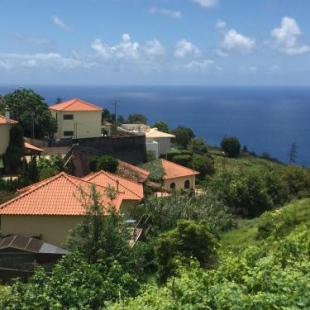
<box><xmin>1</xmin><ymin>88</ymin><xmax>57</xmax><ymax>139</ymax></box>
<box><xmin>171</xmin><ymin>126</ymin><xmax>195</xmax><ymax>149</ymax></box>
<box><xmin>128</xmin><ymin>113</ymin><xmax>147</xmax><ymax>124</ymax></box>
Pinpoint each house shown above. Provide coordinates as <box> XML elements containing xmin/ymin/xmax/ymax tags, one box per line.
<box><xmin>161</xmin><ymin>159</ymin><xmax>199</xmax><ymax>192</ymax></box>
<box><xmin>82</xmin><ymin>170</ymin><xmax>144</xmax><ymax>217</ymax></box>
<box><xmin>49</xmin><ymin>98</ymin><xmax>103</xmax><ymax>140</ymax></box>
<box><xmin>0</xmin><ymin>111</ymin><xmax>18</xmax><ymax>156</ymax></box>
<box><xmin>145</xmin><ymin>128</ymin><xmax>175</xmax><ymax>157</ymax></box>
<box><xmin>117</xmin><ymin>124</ymin><xmax>175</xmax><ymax>157</ymax></box>
<box><xmin>0</xmin><ymin>172</ymin><xmax>126</xmax><ymax>248</ymax></box>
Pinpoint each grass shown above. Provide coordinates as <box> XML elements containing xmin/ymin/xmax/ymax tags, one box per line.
<box><xmin>219</xmin><ymin>197</ymin><xmax>310</xmax><ymax>253</ymax></box>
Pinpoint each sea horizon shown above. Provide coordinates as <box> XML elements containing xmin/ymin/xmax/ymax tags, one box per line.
<box><xmin>2</xmin><ymin>84</ymin><xmax>310</xmax><ymax>167</ymax></box>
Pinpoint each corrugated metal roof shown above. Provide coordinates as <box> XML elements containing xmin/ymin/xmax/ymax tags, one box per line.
<box><xmin>0</xmin><ymin>235</ymin><xmax>69</xmax><ymax>254</ymax></box>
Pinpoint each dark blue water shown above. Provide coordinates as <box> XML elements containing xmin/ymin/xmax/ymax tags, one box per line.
<box><xmin>3</xmin><ymin>85</ymin><xmax>310</xmax><ymax>167</ymax></box>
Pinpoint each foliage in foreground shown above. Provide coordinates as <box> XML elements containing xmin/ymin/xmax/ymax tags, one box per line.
<box><xmin>107</xmin><ymin>226</ymin><xmax>310</xmax><ymax>310</ymax></box>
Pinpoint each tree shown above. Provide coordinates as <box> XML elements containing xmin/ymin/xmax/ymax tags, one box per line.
<box><xmin>188</xmin><ymin>137</ymin><xmax>208</xmax><ymax>155</ymax></box>
<box><xmin>220</xmin><ymin>136</ymin><xmax>241</xmax><ymax>158</ymax></box>
<box><xmin>128</xmin><ymin>113</ymin><xmax>147</xmax><ymax>124</ymax></box>
<box><xmin>191</xmin><ymin>155</ymin><xmax>215</xmax><ymax>179</ymax></box>
<box><xmin>1</xmin><ymin>88</ymin><xmax>57</xmax><ymax>139</ymax></box>
<box><xmin>87</xmin><ymin>154</ymin><xmax>119</xmax><ymax>173</ymax></box>
<box><xmin>171</xmin><ymin>126</ymin><xmax>195</xmax><ymax>149</ymax></box>
<box><xmin>37</xmin><ymin>154</ymin><xmax>66</xmax><ymax>180</ymax></box>
<box><xmin>157</xmin><ymin>220</ymin><xmax>219</xmax><ymax>283</ymax></box>
<box><xmin>152</xmin><ymin>121</ymin><xmax>169</xmax><ymax>133</ymax></box>
<box><xmin>3</xmin><ymin>125</ymin><xmax>25</xmax><ymax>173</ymax></box>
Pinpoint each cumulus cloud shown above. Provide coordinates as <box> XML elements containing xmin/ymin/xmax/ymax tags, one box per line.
<box><xmin>148</xmin><ymin>7</ymin><xmax>182</xmax><ymax>19</ymax></box>
<box><xmin>91</xmin><ymin>33</ymin><xmax>166</xmax><ymax>71</ymax></box>
<box><xmin>52</xmin><ymin>15</ymin><xmax>70</xmax><ymax>31</ymax></box>
<box><xmin>174</xmin><ymin>40</ymin><xmax>201</xmax><ymax>58</ymax></box>
<box><xmin>218</xmin><ymin>29</ymin><xmax>256</xmax><ymax>55</ymax></box>
<box><xmin>191</xmin><ymin>0</ymin><xmax>218</xmax><ymax>8</ymax></box>
<box><xmin>92</xmin><ymin>33</ymin><xmax>141</xmax><ymax>60</ymax></box>
<box><xmin>271</xmin><ymin>17</ymin><xmax>309</xmax><ymax>55</ymax></box>
<box><xmin>144</xmin><ymin>39</ymin><xmax>166</xmax><ymax>56</ymax></box>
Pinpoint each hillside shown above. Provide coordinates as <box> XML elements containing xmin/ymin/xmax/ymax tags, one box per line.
<box><xmin>220</xmin><ymin>197</ymin><xmax>310</xmax><ymax>252</ymax></box>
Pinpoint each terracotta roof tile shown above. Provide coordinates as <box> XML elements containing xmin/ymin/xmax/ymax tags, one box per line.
<box><xmin>0</xmin><ymin>172</ymin><xmax>122</xmax><ymax>216</ymax></box>
<box><xmin>83</xmin><ymin>170</ymin><xmax>143</xmax><ymax>200</ymax></box>
<box><xmin>49</xmin><ymin>98</ymin><xmax>103</xmax><ymax>112</ymax></box>
<box><xmin>161</xmin><ymin>159</ymin><xmax>199</xmax><ymax>180</ymax></box>
<box><xmin>0</xmin><ymin>115</ymin><xmax>18</xmax><ymax>125</ymax></box>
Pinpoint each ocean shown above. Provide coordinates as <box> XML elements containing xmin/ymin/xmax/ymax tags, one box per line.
<box><xmin>3</xmin><ymin>85</ymin><xmax>310</xmax><ymax>167</ymax></box>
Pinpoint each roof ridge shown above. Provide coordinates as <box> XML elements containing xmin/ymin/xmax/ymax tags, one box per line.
<box><xmin>86</xmin><ymin>170</ymin><xmax>143</xmax><ymax>199</ymax></box>
<box><xmin>161</xmin><ymin>158</ymin><xmax>200</xmax><ymax>176</ymax></box>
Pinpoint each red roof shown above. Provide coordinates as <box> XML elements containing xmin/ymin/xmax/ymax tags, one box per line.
<box><xmin>0</xmin><ymin>172</ymin><xmax>122</xmax><ymax>216</ymax></box>
<box><xmin>49</xmin><ymin>98</ymin><xmax>103</xmax><ymax>112</ymax></box>
<box><xmin>83</xmin><ymin>170</ymin><xmax>143</xmax><ymax>201</ymax></box>
<box><xmin>0</xmin><ymin>115</ymin><xmax>18</xmax><ymax>125</ymax></box>
<box><xmin>161</xmin><ymin>159</ymin><xmax>199</xmax><ymax>180</ymax></box>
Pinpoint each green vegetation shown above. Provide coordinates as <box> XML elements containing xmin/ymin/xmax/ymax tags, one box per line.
<box><xmin>0</xmin><ymin>88</ymin><xmax>57</xmax><ymax>139</ymax></box>
<box><xmin>1</xmin><ymin>101</ymin><xmax>310</xmax><ymax>309</ymax></box>
<box><xmin>87</xmin><ymin>154</ymin><xmax>119</xmax><ymax>173</ymax></box>
<box><xmin>220</xmin><ymin>135</ymin><xmax>241</xmax><ymax>158</ymax></box>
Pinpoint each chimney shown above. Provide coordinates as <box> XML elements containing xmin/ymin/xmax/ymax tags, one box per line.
<box><xmin>4</xmin><ymin>105</ymin><xmax>10</xmax><ymax>123</ymax></box>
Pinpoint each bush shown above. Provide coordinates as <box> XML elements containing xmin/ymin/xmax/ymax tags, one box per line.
<box><xmin>220</xmin><ymin>136</ymin><xmax>241</xmax><ymax>158</ymax></box>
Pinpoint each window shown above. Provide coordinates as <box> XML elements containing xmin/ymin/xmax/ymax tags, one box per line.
<box><xmin>170</xmin><ymin>182</ymin><xmax>176</xmax><ymax>190</ymax></box>
<box><xmin>63</xmin><ymin>131</ymin><xmax>74</xmax><ymax>137</ymax></box>
<box><xmin>184</xmin><ymin>180</ymin><xmax>190</xmax><ymax>189</ymax></box>
<box><xmin>63</xmin><ymin>114</ymin><xmax>74</xmax><ymax>120</ymax></box>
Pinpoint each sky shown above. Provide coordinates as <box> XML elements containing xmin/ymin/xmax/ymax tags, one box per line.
<box><xmin>1</xmin><ymin>0</ymin><xmax>310</xmax><ymax>86</ymax></box>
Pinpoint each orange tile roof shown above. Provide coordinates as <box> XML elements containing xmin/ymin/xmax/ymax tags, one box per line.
<box><xmin>161</xmin><ymin>159</ymin><xmax>199</xmax><ymax>180</ymax></box>
<box><xmin>0</xmin><ymin>172</ymin><xmax>122</xmax><ymax>216</ymax></box>
<box><xmin>24</xmin><ymin>141</ymin><xmax>44</xmax><ymax>153</ymax></box>
<box><xmin>83</xmin><ymin>170</ymin><xmax>143</xmax><ymax>201</ymax></box>
<box><xmin>117</xmin><ymin>160</ymin><xmax>150</xmax><ymax>183</ymax></box>
<box><xmin>49</xmin><ymin>98</ymin><xmax>103</xmax><ymax>112</ymax></box>
<box><xmin>0</xmin><ymin>115</ymin><xmax>18</xmax><ymax>125</ymax></box>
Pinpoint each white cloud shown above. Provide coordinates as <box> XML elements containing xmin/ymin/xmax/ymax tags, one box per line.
<box><xmin>149</xmin><ymin>7</ymin><xmax>182</xmax><ymax>19</ymax></box>
<box><xmin>0</xmin><ymin>52</ymin><xmax>86</xmax><ymax>70</ymax></box>
<box><xmin>52</xmin><ymin>15</ymin><xmax>70</xmax><ymax>31</ymax></box>
<box><xmin>216</xmin><ymin>19</ymin><xmax>226</xmax><ymax>29</ymax></box>
<box><xmin>144</xmin><ymin>39</ymin><xmax>166</xmax><ymax>56</ymax></box>
<box><xmin>182</xmin><ymin>59</ymin><xmax>215</xmax><ymax>70</ymax></box>
<box><xmin>174</xmin><ymin>40</ymin><xmax>201</xmax><ymax>58</ymax></box>
<box><xmin>92</xmin><ymin>33</ymin><xmax>141</xmax><ymax>60</ymax></box>
<box><xmin>218</xmin><ymin>29</ymin><xmax>256</xmax><ymax>55</ymax></box>
<box><xmin>191</xmin><ymin>0</ymin><xmax>218</xmax><ymax>8</ymax></box>
<box><xmin>271</xmin><ymin>17</ymin><xmax>309</xmax><ymax>55</ymax></box>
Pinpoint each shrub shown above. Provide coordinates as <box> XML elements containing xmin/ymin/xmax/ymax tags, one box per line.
<box><xmin>220</xmin><ymin>136</ymin><xmax>241</xmax><ymax>158</ymax></box>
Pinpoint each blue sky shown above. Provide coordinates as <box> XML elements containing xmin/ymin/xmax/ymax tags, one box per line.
<box><xmin>1</xmin><ymin>0</ymin><xmax>310</xmax><ymax>86</ymax></box>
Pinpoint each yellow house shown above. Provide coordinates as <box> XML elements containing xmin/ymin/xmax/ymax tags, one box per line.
<box><xmin>0</xmin><ymin>172</ymin><xmax>139</xmax><ymax>248</ymax></box>
<box><xmin>49</xmin><ymin>98</ymin><xmax>103</xmax><ymax>139</ymax></box>
<box><xmin>0</xmin><ymin>169</ymin><xmax>144</xmax><ymax>247</ymax></box>
<box><xmin>0</xmin><ymin>113</ymin><xmax>18</xmax><ymax>156</ymax></box>
<box><xmin>161</xmin><ymin>159</ymin><xmax>199</xmax><ymax>192</ymax></box>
